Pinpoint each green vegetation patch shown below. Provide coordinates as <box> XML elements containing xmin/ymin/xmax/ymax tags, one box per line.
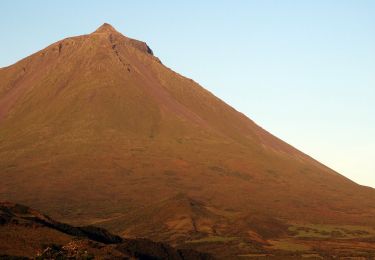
<box><xmin>302</xmin><ymin>253</ymin><xmax>323</xmax><ymax>258</ymax></box>
<box><xmin>289</xmin><ymin>224</ymin><xmax>375</xmax><ymax>239</ymax></box>
<box><xmin>186</xmin><ymin>235</ymin><xmax>238</xmax><ymax>244</ymax></box>
<box><xmin>267</xmin><ymin>239</ymin><xmax>310</xmax><ymax>251</ymax></box>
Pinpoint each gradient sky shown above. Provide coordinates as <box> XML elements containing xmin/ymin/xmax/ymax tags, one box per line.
<box><xmin>1</xmin><ymin>1</ymin><xmax>374</xmax><ymax>187</ymax></box>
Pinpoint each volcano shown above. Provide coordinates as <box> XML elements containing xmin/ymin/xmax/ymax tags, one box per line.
<box><xmin>1</xmin><ymin>23</ymin><xmax>375</xmax><ymax>257</ymax></box>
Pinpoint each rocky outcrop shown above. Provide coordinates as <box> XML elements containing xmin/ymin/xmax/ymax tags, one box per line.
<box><xmin>0</xmin><ymin>201</ymin><xmax>214</xmax><ymax>259</ymax></box>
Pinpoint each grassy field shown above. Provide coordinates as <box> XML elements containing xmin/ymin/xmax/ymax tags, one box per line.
<box><xmin>288</xmin><ymin>223</ymin><xmax>375</xmax><ymax>239</ymax></box>
<box><xmin>267</xmin><ymin>239</ymin><xmax>310</xmax><ymax>251</ymax></box>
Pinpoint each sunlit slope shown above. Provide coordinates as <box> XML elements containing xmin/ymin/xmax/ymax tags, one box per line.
<box><xmin>0</xmin><ymin>24</ymin><xmax>374</xmax><ymax>251</ymax></box>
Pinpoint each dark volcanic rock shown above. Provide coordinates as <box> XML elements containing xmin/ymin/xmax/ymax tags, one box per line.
<box><xmin>0</xmin><ymin>201</ymin><xmax>214</xmax><ymax>259</ymax></box>
<box><xmin>117</xmin><ymin>238</ymin><xmax>214</xmax><ymax>260</ymax></box>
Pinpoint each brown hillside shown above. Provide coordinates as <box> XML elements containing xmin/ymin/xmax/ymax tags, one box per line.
<box><xmin>0</xmin><ymin>201</ymin><xmax>214</xmax><ymax>259</ymax></box>
<box><xmin>1</xmin><ymin>23</ymin><xmax>375</xmax><ymax>257</ymax></box>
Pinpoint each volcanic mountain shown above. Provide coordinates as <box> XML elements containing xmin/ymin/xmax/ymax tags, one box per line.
<box><xmin>1</xmin><ymin>23</ymin><xmax>375</xmax><ymax>257</ymax></box>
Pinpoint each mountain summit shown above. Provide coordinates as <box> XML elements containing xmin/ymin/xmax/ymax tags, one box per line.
<box><xmin>94</xmin><ymin>22</ymin><xmax>118</xmax><ymax>33</ymax></box>
<box><xmin>1</xmin><ymin>24</ymin><xmax>375</xmax><ymax>257</ymax></box>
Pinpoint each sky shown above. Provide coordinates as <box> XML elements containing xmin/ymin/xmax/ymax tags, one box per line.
<box><xmin>1</xmin><ymin>1</ymin><xmax>374</xmax><ymax>188</ymax></box>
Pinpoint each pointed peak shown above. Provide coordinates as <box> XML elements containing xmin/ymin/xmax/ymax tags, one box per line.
<box><xmin>93</xmin><ymin>23</ymin><xmax>118</xmax><ymax>34</ymax></box>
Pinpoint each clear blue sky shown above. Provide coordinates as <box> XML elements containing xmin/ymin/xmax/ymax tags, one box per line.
<box><xmin>1</xmin><ymin>1</ymin><xmax>374</xmax><ymax>187</ymax></box>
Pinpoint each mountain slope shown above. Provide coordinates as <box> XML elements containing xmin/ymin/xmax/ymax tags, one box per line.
<box><xmin>1</xmin><ymin>23</ymin><xmax>375</xmax><ymax>257</ymax></box>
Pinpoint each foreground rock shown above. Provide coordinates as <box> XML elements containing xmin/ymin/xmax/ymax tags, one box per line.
<box><xmin>0</xmin><ymin>202</ymin><xmax>214</xmax><ymax>259</ymax></box>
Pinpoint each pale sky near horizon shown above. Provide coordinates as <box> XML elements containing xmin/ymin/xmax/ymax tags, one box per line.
<box><xmin>1</xmin><ymin>1</ymin><xmax>374</xmax><ymax>188</ymax></box>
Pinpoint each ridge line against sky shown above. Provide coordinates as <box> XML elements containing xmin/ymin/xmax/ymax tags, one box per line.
<box><xmin>1</xmin><ymin>0</ymin><xmax>374</xmax><ymax>187</ymax></box>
